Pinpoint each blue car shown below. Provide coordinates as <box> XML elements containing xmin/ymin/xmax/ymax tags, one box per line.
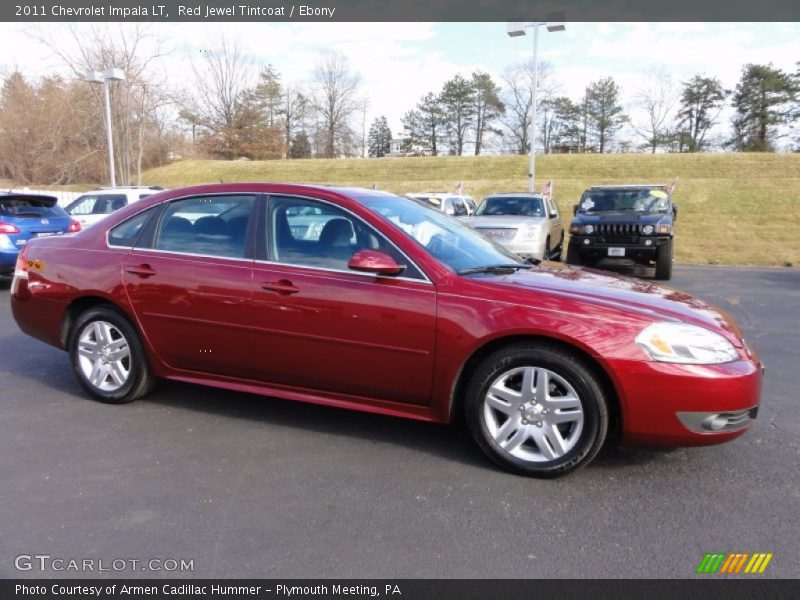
<box><xmin>0</xmin><ymin>193</ymin><xmax>80</xmax><ymax>276</ymax></box>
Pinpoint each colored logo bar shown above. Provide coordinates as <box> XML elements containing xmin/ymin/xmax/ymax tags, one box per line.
<box><xmin>696</xmin><ymin>553</ymin><xmax>773</xmax><ymax>574</ymax></box>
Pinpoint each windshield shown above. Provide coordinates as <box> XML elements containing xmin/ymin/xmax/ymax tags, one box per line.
<box><xmin>476</xmin><ymin>196</ymin><xmax>545</xmax><ymax>217</ymax></box>
<box><xmin>359</xmin><ymin>194</ymin><xmax>524</xmax><ymax>273</ymax></box>
<box><xmin>578</xmin><ymin>189</ymin><xmax>670</xmax><ymax>213</ymax></box>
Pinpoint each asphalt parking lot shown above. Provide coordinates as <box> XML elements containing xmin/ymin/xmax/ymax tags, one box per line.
<box><xmin>0</xmin><ymin>265</ymin><xmax>797</xmax><ymax>579</ymax></box>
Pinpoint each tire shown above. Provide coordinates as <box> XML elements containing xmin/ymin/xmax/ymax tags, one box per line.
<box><xmin>565</xmin><ymin>243</ymin><xmax>581</xmax><ymax>266</ymax></box>
<box><xmin>552</xmin><ymin>234</ymin><xmax>564</xmax><ymax>262</ymax></box>
<box><xmin>654</xmin><ymin>239</ymin><xmax>673</xmax><ymax>280</ymax></box>
<box><xmin>68</xmin><ymin>306</ymin><xmax>156</xmax><ymax>404</ymax></box>
<box><xmin>542</xmin><ymin>236</ymin><xmax>551</xmax><ymax>261</ymax></box>
<box><xmin>464</xmin><ymin>343</ymin><xmax>609</xmax><ymax>478</ymax></box>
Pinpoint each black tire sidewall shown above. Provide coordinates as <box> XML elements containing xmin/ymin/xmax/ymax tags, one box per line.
<box><xmin>465</xmin><ymin>345</ymin><xmax>608</xmax><ymax>477</ymax></box>
<box><xmin>655</xmin><ymin>239</ymin><xmax>673</xmax><ymax>280</ymax></box>
<box><xmin>69</xmin><ymin>307</ymin><xmax>147</xmax><ymax>404</ymax></box>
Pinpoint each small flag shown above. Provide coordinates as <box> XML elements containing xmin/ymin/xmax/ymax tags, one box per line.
<box><xmin>453</xmin><ymin>181</ymin><xmax>463</xmax><ymax>196</ymax></box>
<box><xmin>539</xmin><ymin>180</ymin><xmax>553</xmax><ymax>197</ymax></box>
<box><xmin>669</xmin><ymin>177</ymin><xmax>678</xmax><ymax>194</ymax></box>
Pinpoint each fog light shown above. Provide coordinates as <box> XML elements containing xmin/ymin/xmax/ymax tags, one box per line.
<box><xmin>645</xmin><ymin>239</ymin><xmax>653</xmax><ymax>246</ymax></box>
<box><xmin>583</xmin><ymin>239</ymin><xmax>590</xmax><ymax>245</ymax></box>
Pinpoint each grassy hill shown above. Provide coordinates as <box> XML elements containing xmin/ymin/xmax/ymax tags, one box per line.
<box><xmin>141</xmin><ymin>153</ymin><xmax>800</xmax><ymax>267</ymax></box>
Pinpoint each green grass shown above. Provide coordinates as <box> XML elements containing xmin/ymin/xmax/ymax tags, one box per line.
<box><xmin>136</xmin><ymin>153</ymin><xmax>797</xmax><ymax>267</ymax></box>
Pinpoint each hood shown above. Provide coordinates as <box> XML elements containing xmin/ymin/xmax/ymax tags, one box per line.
<box><xmin>478</xmin><ymin>263</ymin><xmax>744</xmax><ymax>345</ymax></box>
<box><xmin>463</xmin><ymin>215</ymin><xmax>545</xmax><ymax>229</ymax></box>
<box><xmin>572</xmin><ymin>212</ymin><xmax>669</xmax><ymax>225</ymax></box>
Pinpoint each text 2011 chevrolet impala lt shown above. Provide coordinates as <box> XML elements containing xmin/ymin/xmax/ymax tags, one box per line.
<box><xmin>10</xmin><ymin>184</ymin><xmax>762</xmax><ymax>477</ymax></box>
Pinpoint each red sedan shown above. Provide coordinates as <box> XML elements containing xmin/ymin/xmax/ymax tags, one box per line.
<box><xmin>10</xmin><ymin>184</ymin><xmax>762</xmax><ymax>477</ymax></box>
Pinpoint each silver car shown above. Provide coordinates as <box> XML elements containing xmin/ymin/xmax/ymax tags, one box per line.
<box><xmin>462</xmin><ymin>193</ymin><xmax>564</xmax><ymax>260</ymax></box>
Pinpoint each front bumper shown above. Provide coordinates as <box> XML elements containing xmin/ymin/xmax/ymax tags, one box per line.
<box><xmin>614</xmin><ymin>356</ymin><xmax>763</xmax><ymax>447</ymax></box>
<box><xmin>569</xmin><ymin>235</ymin><xmax>670</xmax><ymax>263</ymax></box>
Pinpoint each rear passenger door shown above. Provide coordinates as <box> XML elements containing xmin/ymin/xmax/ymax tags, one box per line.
<box><xmin>122</xmin><ymin>194</ymin><xmax>257</xmax><ymax>379</ymax></box>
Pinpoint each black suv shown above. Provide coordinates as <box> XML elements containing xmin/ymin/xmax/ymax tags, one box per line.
<box><xmin>565</xmin><ymin>184</ymin><xmax>677</xmax><ymax>280</ymax></box>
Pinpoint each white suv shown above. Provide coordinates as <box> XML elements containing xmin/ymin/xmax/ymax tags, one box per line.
<box><xmin>406</xmin><ymin>192</ymin><xmax>477</xmax><ymax>217</ymax></box>
<box><xmin>65</xmin><ymin>186</ymin><xmax>166</xmax><ymax>229</ymax></box>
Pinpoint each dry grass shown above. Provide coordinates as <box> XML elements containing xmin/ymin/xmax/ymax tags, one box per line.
<box><xmin>129</xmin><ymin>153</ymin><xmax>799</xmax><ymax>267</ymax></box>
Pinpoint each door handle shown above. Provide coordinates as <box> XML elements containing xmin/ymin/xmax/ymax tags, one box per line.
<box><xmin>261</xmin><ymin>279</ymin><xmax>299</xmax><ymax>295</ymax></box>
<box><xmin>125</xmin><ymin>264</ymin><xmax>157</xmax><ymax>278</ymax></box>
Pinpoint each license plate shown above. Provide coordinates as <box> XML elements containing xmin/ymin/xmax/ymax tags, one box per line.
<box><xmin>35</xmin><ymin>232</ymin><xmax>57</xmax><ymax>238</ymax></box>
<box><xmin>608</xmin><ymin>247</ymin><xmax>625</xmax><ymax>257</ymax></box>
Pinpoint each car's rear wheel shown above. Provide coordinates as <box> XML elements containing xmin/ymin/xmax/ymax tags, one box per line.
<box><xmin>69</xmin><ymin>306</ymin><xmax>155</xmax><ymax>403</ymax></box>
<box><xmin>542</xmin><ymin>236</ymin><xmax>551</xmax><ymax>260</ymax></box>
<box><xmin>655</xmin><ymin>239</ymin><xmax>673</xmax><ymax>280</ymax></box>
<box><xmin>464</xmin><ymin>343</ymin><xmax>609</xmax><ymax>477</ymax></box>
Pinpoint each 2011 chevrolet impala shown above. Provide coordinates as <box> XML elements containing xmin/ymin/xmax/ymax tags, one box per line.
<box><xmin>10</xmin><ymin>184</ymin><xmax>763</xmax><ymax>477</ymax></box>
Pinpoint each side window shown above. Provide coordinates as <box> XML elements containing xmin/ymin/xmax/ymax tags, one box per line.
<box><xmin>268</xmin><ymin>196</ymin><xmax>424</xmax><ymax>279</ymax></box>
<box><xmin>452</xmin><ymin>197</ymin><xmax>467</xmax><ymax>216</ymax></box>
<box><xmin>108</xmin><ymin>207</ymin><xmax>157</xmax><ymax>247</ymax></box>
<box><xmin>67</xmin><ymin>195</ymin><xmax>98</xmax><ymax>216</ymax></box>
<box><xmin>154</xmin><ymin>195</ymin><xmax>255</xmax><ymax>258</ymax></box>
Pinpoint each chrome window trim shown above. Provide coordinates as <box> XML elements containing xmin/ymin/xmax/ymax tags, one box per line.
<box><xmin>252</xmin><ymin>258</ymin><xmax>433</xmax><ymax>286</ymax></box>
<box><xmin>265</xmin><ymin>193</ymin><xmax>432</xmax><ymax>284</ymax></box>
<box><xmin>131</xmin><ymin>246</ymin><xmax>254</xmax><ymax>266</ymax></box>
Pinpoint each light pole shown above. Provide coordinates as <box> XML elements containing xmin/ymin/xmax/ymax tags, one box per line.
<box><xmin>507</xmin><ymin>19</ymin><xmax>565</xmax><ymax>193</ymax></box>
<box><xmin>86</xmin><ymin>67</ymin><xmax>125</xmax><ymax>187</ymax></box>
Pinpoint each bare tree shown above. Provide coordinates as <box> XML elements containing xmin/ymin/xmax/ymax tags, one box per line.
<box><xmin>499</xmin><ymin>60</ymin><xmax>559</xmax><ymax>155</ymax></box>
<box><xmin>311</xmin><ymin>51</ymin><xmax>361</xmax><ymax>158</ymax></box>
<box><xmin>630</xmin><ymin>68</ymin><xmax>679</xmax><ymax>153</ymax></box>
<box><xmin>27</xmin><ymin>24</ymin><xmax>176</xmax><ymax>184</ymax></box>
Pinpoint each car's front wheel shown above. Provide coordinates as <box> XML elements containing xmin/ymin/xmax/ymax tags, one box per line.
<box><xmin>464</xmin><ymin>343</ymin><xmax>609</xmax><ymax>477</ymax></box>
<box><xmin>69</xmin><ymin>306</ymin><xmax>156</xmax><ymax>403</ymax></box>
<box><xmin>654</xmin><ymin>239</ymin><xmax>673</xmax><ymax>280</ymax></box>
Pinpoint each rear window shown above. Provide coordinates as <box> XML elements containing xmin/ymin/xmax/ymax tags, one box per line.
<box><xmin>0</xmin><ymin>197</ymin><xmax>65</xmax><ymax>218</ymax></box>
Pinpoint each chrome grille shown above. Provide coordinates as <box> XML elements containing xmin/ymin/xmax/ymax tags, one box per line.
<box><xmin>598</xmin><ymin>223</ymin><xmax>640</xmax><ymax>244</ymax></box>
<box><xmin>476</xmin><ymin>227</ymin><xmax>518</xmax><ymax>242</ymax></box>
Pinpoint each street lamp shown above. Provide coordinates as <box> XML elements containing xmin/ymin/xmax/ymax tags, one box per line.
<box><xmin>507</xmin><ymin>18</ymin><xmax>565</xmax><ymax>193</ymax></box>
<box><xmin>86</xmin><ymin>67</ymin><xmax>126</xmax><ymax>187</ymax></box>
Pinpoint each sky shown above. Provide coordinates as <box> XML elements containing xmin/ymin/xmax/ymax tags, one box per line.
<box><xmin>2</xmin><ymin>21</ymin><xmax>799</xmax><ymax>147</ymax></box>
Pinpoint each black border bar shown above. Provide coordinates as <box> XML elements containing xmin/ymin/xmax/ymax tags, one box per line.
<box><xmin>4</xmin><ymin>0</ymin><xmax>800</xmax><ymax>22</ymax></box>
<box><xmin>3</xmin><ymin>579</ymin><xmax>800</xmax><ymax>600</ymax></box>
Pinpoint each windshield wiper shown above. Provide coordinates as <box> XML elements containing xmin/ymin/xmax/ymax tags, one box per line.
<box><xmin>457</xmin><ymin>263</ymin><xmax>532</xmax><ymax>276</ymax></box>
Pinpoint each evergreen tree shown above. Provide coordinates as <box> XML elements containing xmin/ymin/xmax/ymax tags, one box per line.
<box><xmin>401</xmin><ymin>92</ymin><xmax>445</xmax><ymax>156</ymax></box>
<box><xmin>471</xmin><ymin>71</ymin><xmax>504</xmax><ymax>155</ymax></box>
<box><xmin>583</xmin><ymin>77</ymin><xmax>625</xmax><ymax>153</ymax></box>
<box><xmin>289</xmin><ymin>131</ymin><xmax>312</xmax><ymax>158</ymax></box>
<box><xmin>367</xmin><ymin>115</ymin><xmax>392</xmax><ymax>157</ymax></box>
<box><xmin>676</xmin><ymin>75</ymin><xmax>727</xmax><ymax>152</ymax></box>
<box><xmin>730</xmin><ymin>64</ymin><xmax>797</xmax><ymax>152</ymax></box>
<box><xmin>254</xmin><ymin>65</ymin><xmax>283</xmax><ymax>128</ymax></box>
<box><xmin>440</xmin><ymin>75</ymin><xmax>476</xmax><ymax>156</ymax></box>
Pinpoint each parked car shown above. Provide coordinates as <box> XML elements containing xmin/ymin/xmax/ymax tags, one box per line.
<box><xmin>11</xmin><ymin>184</ymin><xmax>762</xmax><ymax>477</ymax></box>
<box><xmin>0</xmin><ymin>192</ymin><xmax>80</xmax><ymax>277</ymax></box>
<box><xmin>461</xmin><ymin>193</ymin><xmax>564</xmax><ymax>261</ymax></box>
<box><xmin>566</xmin><ymin>184</ymin><xmax>677</xmax><ymax>280</ymax></box>
<box><xmin>406</xmin><ymin>192</ymin><xmax>475</xmax><ymax>217</ymax></box>
<box><xmin>65</xmin><ymin>186</ymin><xmax>165</xmax><ymax>229</ymax></box>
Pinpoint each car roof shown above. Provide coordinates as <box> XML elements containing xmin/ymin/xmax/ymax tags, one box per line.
<box><xmin>587</xmin><ymin>184</ymin><xmax>669</xmax><ymax>190</ymax></box>
<box><xmin>484</xmin><ymin>192</ymin><xmax>545</xmax><ymax>198</ymax></box>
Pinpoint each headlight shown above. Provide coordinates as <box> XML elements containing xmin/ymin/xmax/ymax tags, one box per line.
<box><xmin>641</xmin><ymin>224</ymin><xmax>654</xmax><ymax>235</ymax></box>
<box><xmin>635</xmin><ymin>322</ymin><xmax>739</xmax><ymax>364</ymax></box>
<box><xmin>583</xmin><ymin>224</ymin><xmax>594</xmax><ymax>234</ymax></box>
<box><xmin>520</xmin><ymin>227</ymin><xmax>539</xmax><ymax>241</ymax></box>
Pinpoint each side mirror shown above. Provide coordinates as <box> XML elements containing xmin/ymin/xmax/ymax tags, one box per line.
<box><xmin>573</xmin><ymin>204</ymin><xmax>579</xmax><ymax>216</ymax></box>
<box><xmin>549</xmin><ymin>210</ymin><xmax>558</xmax><ymax>219</ymax></box>
<box><xmin>347</xmin><ymin>249</ymin><xmax>405</xmax><ymax>276</ymax></box>
<box><xmin>672</xmin><ymin>204</ymin><xmax>678</xmax><ymax>221</ymax></box>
